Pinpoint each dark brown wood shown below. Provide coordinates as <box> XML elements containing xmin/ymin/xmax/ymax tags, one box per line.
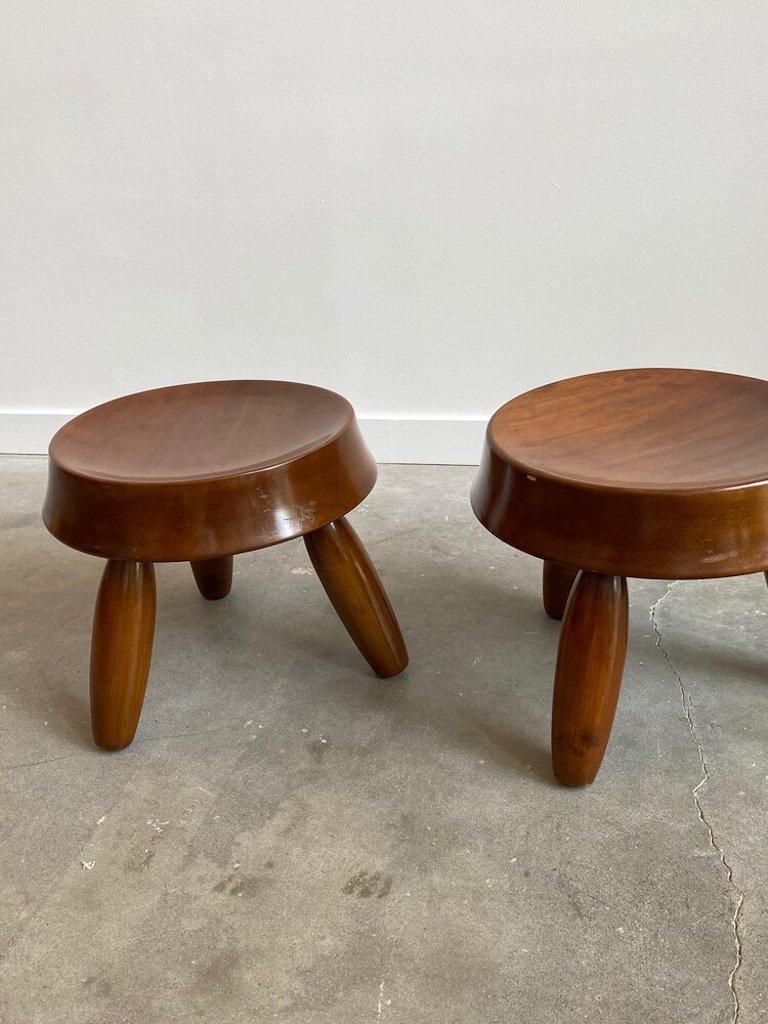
<box><xmin>473</xmin><ymin>368</ymin><xmax>768</xmax><ymax>784</ymax></box>
<box><xmin>90</xmin><ymin>560</ymin><xmax>156</xmax><ymax>750</ymax></box>
<box><xmin>552</xmin><ymin>571</ymin><xmax>628</xmax><ymax>786</ymax></box>
<box><xmin>44</xmin><ymin>381</ymin><xmax>408</xmax><ymax>750</ymax></box>
<box><xmin>472</xmin><ymin>368</ymin><xmax>768</xmax><ymax>579</ymax></box>
<box><xmin>43</xmin><ymin>381</ymin><xmax>377</xmax><ymax>562</ymax></box>
<box><xmin>304</xmin><ymin>517</ymin><xmax>408</xmax><ymax>678</ymax></box>
<box><xmin>543</xmin><ymin>561</ymin><xmax>579</xmax><ymax>620</ymax></box>
<box><xmin>191</xmin><ymin>556</ymin><xmax>233</xmax><ymax>600</ymax></box>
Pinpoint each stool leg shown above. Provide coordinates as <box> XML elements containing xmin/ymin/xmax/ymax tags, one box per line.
<box><xmin>191</xmin><ymin>556</ymin><xmax>233</xmax><ymax>600</ymax></box>
<box><xmin>90</xmin><ymin>560</ymin><xmax>156</xmax><ymax>750</ymax></box>
<box><xmin>543</xmin><ymin>560</ymin><xmax>580</xmax><ymax>620</ymax></box>
<box><xmin>551</xmin><ymin>570</ymin><xmax>628</xmax><ymax>786</ymax></box>
<box><xmin>304</xmin><ymin>517</ymin><xmax>408</xmax><ymax>678</ymax></box>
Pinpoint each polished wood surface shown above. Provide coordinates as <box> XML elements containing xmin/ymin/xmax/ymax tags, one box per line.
<box><xmin>472</xmin><ymin>368</ymin><xmax>768</xmax><ymax>578</ymax></box>
<box><xmin>191</xmin><ymin>556</ymin><xmax>233</xmax><ymax>600</ymax></box>
<box><xmin>552</xmin><ymin>572</ymin><xmax>628</xmax><ymax>786</ymax></box>
<box><xmin>44</xmin><ymin>381</ymin><xmax>377</xmax><ymax>562</ymax></box>
<box><xmin>542</xmin><ymin>561</ymin><xmax>579</xmax><ymax>620</ymax></box>
<box><xmin>44</xmin><ymin>381</ymin><xmax>407</xmax><ymax>750</ymax></box>
<box><xmin>90</xmin><ymin>561</ymin><xmax>156</xmax><ymax>750</ymax></box>
<box><xmin>473</xmin><ymin>368</ymin><xmax>768</xmax><ymax>785</ymax></box>
<box><xmin>305</xmin><ymin>517</ymin><xmax>408</xmax><ymax>678</ymax></box>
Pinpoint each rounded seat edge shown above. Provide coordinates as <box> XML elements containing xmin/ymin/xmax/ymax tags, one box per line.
<box><xmin>43</xmin><ymin>415</ymin><xmax>377</xmax><ymax>562</ymax></box>
<box><xmin>471</xmin><ymin>434</ymin><xmax>768</xmax><ymax>579</ymax></box>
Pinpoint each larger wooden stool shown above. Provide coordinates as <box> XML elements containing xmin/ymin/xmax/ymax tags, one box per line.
<box><xmin>471</xmin><ymin>368</ymin><xmax>768</xmax><ymax>786</ymax></box>
<box><xmin>43</xmin><ymin>381</ymin><xmax>408</xmax><ymax>750</ymax></box>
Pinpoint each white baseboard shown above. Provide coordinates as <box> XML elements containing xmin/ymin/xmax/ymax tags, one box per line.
<box><xmin>0</xmin><ymin>410</ymin><xmax>486</xmax><ymax>466</ymax></box>
<box><xmin>0</xmin><ymin>412</ymin><xmax>72</xmax><ymax>458</ymax></box>
<box><xmin>359</xmin><ymin>415</ymin><xmax>485</xmax><ymax>465</ymax></box>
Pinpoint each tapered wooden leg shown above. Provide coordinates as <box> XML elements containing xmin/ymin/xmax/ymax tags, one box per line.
<box><xmin>304</xmin><ymin>517</ymin><xmax>408</xmax><ymax>678</ymax></box>
<box><xmin>90</xmin><ymin>560</ymin><xmax>156</xmax><ymax>750</ymax></box>
<box><xmin>191</xmin><ymin>556</ymin><xmax>233</xmax><ymax>600</ymax></box>
<box><xmin>543</xmin><ymin>561</ymin><xmax>580</xmax><ymax>620</ymax></box>
<box><xmin>551</xmin><ymin>571</ymin><xmax>628</xmax><ymax>786</ymax></box>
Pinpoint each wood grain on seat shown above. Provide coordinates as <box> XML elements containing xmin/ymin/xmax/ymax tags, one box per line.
<box><xmin>44</xmin><ymin>380</ymin><xmax>377</xmax><ymax>562</ymax></box>
<box><xmin>472</xmin><ymin>368</ymin><xmax>768</xmax><ymax>579</ymax></box>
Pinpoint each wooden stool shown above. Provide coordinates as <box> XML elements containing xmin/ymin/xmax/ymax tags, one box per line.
<box><xmin>43</xmin><ymin>381</ymin><xmax>408</xmax><ymax>750</ymax></box>
<box><xmin>471</xmin><ymin>368</ymin><xmax>768</xmax><ymax>787</ymax></box>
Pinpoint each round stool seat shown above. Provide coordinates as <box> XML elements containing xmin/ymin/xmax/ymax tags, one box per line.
<box><xmin>472</xmin><ymin>368</ymin><xmax>768</xmax><ymax>578</ymax></box>
<box><xmin>44</xmin><ymin>380</ymin><xmax>377</xmax><ymax>562</ymax></box>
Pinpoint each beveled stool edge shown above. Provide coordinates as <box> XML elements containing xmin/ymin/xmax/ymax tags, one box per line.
<box><xmin>471</xmin><ymin>439</ymin><xmax>768</xmax><ymax>579</ymax></box>
<box><xmin>43</xmin><ymin>416</ymin><xmax>378</xmax><ymax>562</ymax></box>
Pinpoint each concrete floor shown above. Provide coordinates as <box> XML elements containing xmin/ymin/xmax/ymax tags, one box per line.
<box><xmin>1</xmin><ymin>457</ymin><xmax>767</xmax><ymax>1023</ymax></box>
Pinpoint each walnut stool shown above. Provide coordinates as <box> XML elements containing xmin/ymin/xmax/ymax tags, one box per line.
<box><xmin>471</xmin><ymin>368</ymin><xmax>768</xmax><ymax>786</ymax></box>
<box><xmin>43</xmin><ymin>381</ymin><xmax>408</xmax><ymax>749</ymax></box>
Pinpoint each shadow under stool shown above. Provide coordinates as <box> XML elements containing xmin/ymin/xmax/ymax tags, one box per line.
<box><xmin>471</xmin><ymin>367</ymin><xmax>768</xmax><ymax>786</ymax></box>
<box><xmin>43</xmin><ymin>380</ymin><xmax>408</xmax><ymax>749</ymax></box>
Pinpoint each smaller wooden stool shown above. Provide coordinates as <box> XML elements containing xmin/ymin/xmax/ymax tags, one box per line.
<box><xmin>472</xmin><ymin>368</ymin><xmax>768</xmax><ymax>786</ymax></box>
<box><xmin>43</xmin><ymin>381</ymin><xmax>408</xmax><ymax>749</ymax></box>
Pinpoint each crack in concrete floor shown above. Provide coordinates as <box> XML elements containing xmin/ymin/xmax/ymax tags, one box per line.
<box><xmin>650</xmin><ymin>581</ymin><xmax>745</xmax><ymax>1024</ymax></box>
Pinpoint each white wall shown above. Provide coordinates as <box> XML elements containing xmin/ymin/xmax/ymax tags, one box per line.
<box><xmin>3</xmin><ymin>2</ymin><xmax>768</xmax><ymax>463</ymax></box>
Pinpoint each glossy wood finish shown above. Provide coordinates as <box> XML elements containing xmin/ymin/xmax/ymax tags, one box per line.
<box><xmin>305</xmin><ymin>517</ymin><xmax>409</xmax><ymax>678</ymax></box>
<box><xmin>191</xmin><ymin>556</ymin><xmax>233</xmax><ymax>600</ymax></box>
<box><xmin>543</xmin><ymin>561</ymin><xmax>579</xmax><ymax>620</ymax></box>
<box><xmin>90</xmin><ymin>561</ymin><xmax>156</xmax><ymax>750</ymax></box>
<box><xmin>473</xmin><ymin>368</ymin><xmax>768</xmax><ymax>785</ymax></box>
<box><xmin>472</xmin><ymin>369</ymin><xmax>768</xmax><ymax>579</ymax></box>
<box><xmin>44</xmin><ymin>381</ymin><xmax>407</xmax><ymax>750</ymax></box>
<box><xmin>552</xmin><ymin>572</ymin><xmax>628</xmax><ymax>786</ymax></box>
<box><xmin>44</xmin><ymin>381</ymin><xmax>377</xmax><ymax>562</ymax></box>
